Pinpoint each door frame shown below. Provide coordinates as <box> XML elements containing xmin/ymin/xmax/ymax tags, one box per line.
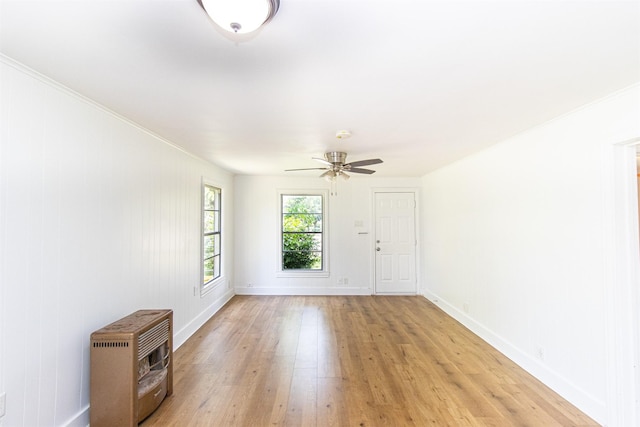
<box><xmin>605</xmin><ymin>137</ymin><xmax>640</xmax><ymax>425</ymax></box>
<box><xmin>371</xmin><ymin>188</ymin><xmax>421</xmax><ymax>295</ymax></box>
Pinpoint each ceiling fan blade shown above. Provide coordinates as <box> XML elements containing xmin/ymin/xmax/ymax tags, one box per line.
<box><xmin>312</xmin><ymin>157</ymin><xmax>333</xmax><ymax>166</ymax></box>
<box><xmin>285</xmin><ymin>167</ymin><xmax>329</xmax><ymax>171</ymax></box>
<box><xmin>348</xmin><ymin>167</ymin><xmax>376</xmax><ymax>174</ymax></box>
<box><xmin>346</xmin><ymin>158</ymin><xmax>383</xmax><ymax>167</ymax></box>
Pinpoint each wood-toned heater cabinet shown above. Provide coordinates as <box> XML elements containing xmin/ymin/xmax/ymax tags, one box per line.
<box><xmin>90</xmin><ymin>310</ymin><xmax>173</xmax><ymax>426</ymax></box>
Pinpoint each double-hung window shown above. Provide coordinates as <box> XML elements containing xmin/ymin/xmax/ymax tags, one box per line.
<box><xmin>202</xmin><ymin>183</ymin><xmax>221</xmax><ymax>289</ymax></box>
<box><xmin>280</xmin><ymin>191</ymin><xmax>328</xmax><ymax>275</ymax></box>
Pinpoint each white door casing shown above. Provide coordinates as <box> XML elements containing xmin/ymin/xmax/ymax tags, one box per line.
<box><xmin>374</xmin><ymin>192</ymin><xmax>417</xmax><ymax>294</ymax></box>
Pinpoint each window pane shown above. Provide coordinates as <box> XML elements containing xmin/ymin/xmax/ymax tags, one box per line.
<box><xmin>213</xmin><ymin>255</ymin><xmax>220</xmax><ymax>279</ymax></box>
<box><xmin>202</xmin><ymin>235</ymin><xmax>216</xmax><ymax>259</ymax></box>
<box><xmin>204</xmin><ymin>211</ymin><xmax>219</xmax><ymax>233</ymax></box>
<box><xmin>214</xmin><ymin>234</ymin><xmax>220</xmax><ymax>254</ymax></box>
<box><xmin>283</xmin><ymin>213</ymin><xmax>322</xmax><ymax>232</ymax></box>
<box><xmin>213</xmin><ymin>211</ymin><xmax>220</xmax><ymax>232</ymax></box>
<box><xmin>282</xmin><ymin>195</ymin><xmax>322</xmax><ymax>214</ymax></box>
<box><xmin>283</xmin><ymin>233</ymin><xmax>322</xmax><ymax>251</ymax></box>
<box><xmin>282</xmin><ymin>250</ymin><xmax>322</xmax><ymax>270</ymax></box>
<box><xmin>204</xmin><ymin>186</ymin><xmax>218</xmax><ymax>210</ymax></box>
<box><xmin>203</xmin><ymin>255</ymin><xmax>221</xmax><ymax>284</ymax></box>
<box><xmin>311</xmin><ymin>233</ymin><xmax>322</xmax><ymax>250</ymax></box>
<box><xmin>203</xmin><ymin>257</ymin><xmax>214</xmax><ymax>284</ymax></box>
<box><xmin>214</xmin><ymin>189</ymin><xmax>221</xmax><ymax>210</ymax></box>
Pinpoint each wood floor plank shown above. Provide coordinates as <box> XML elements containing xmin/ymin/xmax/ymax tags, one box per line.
<box><xmin>141</xmin><ymin>296</ymin><xmax>599</xmax><ymax>427</ymax></box>
<box><xmin>284</xmin><ymin>368</ymin><xmax>317</xmax><ymax>427</ymax></box>
<box><xmin>317</xmin><ymin>377</ymin><xmax>349</xmax><ymax>427</ymax></box>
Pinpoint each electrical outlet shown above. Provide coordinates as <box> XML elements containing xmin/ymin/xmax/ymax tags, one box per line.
<box><xmin>0</xmin><ymin>392</ymin><xmax>6</xmax><ymax>417</ymax></box>
<box><xmin>536</xmin><ymin>347</ymin><xmax>545</xmax><ymax>361</ymax></box>
<box><xmin>343</xmin><ymin>277</ymin><xmax>349</xmax><ymax>285</ymax></box>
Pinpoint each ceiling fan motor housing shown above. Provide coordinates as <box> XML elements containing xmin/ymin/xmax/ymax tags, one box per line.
<box><xmin>325</xmin><ymin>151</ymin><xmax>347</xmax><ymax>165</ymax></box>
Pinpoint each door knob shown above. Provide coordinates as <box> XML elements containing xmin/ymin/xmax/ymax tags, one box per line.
<box><xmin>376</xmin><ymin>247</ymin><xmax>381</xmax><ymax>251</ymax></box>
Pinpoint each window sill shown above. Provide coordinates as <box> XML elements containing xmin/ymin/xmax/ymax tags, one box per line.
<box><xmin>276</xmin><ymin>270</ymin><xmax>330</xmax><ymax>279</ymax></box>
<box><xmin>201</xmin><ymin>275</ymin><xmax>225</xmax><ymax>297</ymax></box>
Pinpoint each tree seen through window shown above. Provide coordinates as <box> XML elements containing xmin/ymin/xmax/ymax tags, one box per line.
<box><xmin>282</xmin><ymin>195</ymin><xmax>323</xmax><ymax>270</ymax></box>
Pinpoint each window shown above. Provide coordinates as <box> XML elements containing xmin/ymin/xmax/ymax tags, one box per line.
<box><xmin>281</xmin><ymin>193</ymin><xmax>325</xmax><ymax>271</ymax></box>
<box><xmin>202</xmin><ymin>183</ymin><xmax>221</xmax><ymax>288</ymax></box>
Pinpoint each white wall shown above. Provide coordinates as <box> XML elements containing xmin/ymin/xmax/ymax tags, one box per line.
<box><xmin>420</xmin><ymin>84</ymin><xmax>640</xmax><ymax>425</ymax></box>
<box><xmin>234</xmin><ymin>175</ymin><xmax>420</xmax><ymax>294</ymax></box>
<box><xmin>0</xmin><ymin>57</ymin><xmax>235</xmax><ymax>427</ymax></box>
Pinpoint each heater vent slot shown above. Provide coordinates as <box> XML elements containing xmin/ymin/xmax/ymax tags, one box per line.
<box><xmin>93</xmin><ymin>341</ymin><xmax>129</xmax><ymax>348</ymax></box>
<box><xmin>138</xmin><ymin>319</ymin><xmax>169</xmax><ymax>361</ymax></box>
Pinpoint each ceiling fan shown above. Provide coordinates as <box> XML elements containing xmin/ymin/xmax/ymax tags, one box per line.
<box><xmin>286</xmin><ymin>151</ymin><xmax>383</xmax><ymax>181</ymax></box>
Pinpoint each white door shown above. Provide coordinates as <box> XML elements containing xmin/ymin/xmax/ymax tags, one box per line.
<box><xmin>374</xmin><ymin>192</ymin><xmax>417</xmax><ymax>294</ymax></box>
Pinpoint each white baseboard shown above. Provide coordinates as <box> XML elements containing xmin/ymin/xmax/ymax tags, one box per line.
<box><xmin>61</xmin><ymin>405</ymin><xmax>89</xmax><ymax>427</ymax></box>
<box><xmin>235</xmin><ymin>286</ymin><xmax>372</xmax><ymax>296</ymax></box>
<box><xmin>174</xmin><ymin>288</ymin><xmax>235</xmax><ymax>349</ymax></box>
<box><xmin>422</xmin><ymin>290</ymin><xmax>606</xmax><ymax>424</ymax></box>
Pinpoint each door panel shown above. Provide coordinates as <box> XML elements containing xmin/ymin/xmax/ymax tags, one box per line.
<box><xmin>374</xmin><ymin>192</ymin><xmax>417</xmax><ymax>294</ymax></box>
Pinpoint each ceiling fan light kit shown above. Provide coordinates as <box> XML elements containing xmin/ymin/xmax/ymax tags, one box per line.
<box><xmin>321</xmin><ymin>169</ymin><xmax>350</xmax><ymax>182</ymax></box>
<box><xmin>198</xmin><ymin>0</ymin><xmax>280</xmax><ymax>34</ymax></box>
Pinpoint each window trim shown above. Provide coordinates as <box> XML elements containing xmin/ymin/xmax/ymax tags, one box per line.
<box><xmin>277</xmin><ymin>189</ymin><xmax>330</xmax><ymax>278</ymax></box>
<box><xmin>201</xmin><ymin>179</ymin><xmax>224</xmax><ymax>295</ymax></box>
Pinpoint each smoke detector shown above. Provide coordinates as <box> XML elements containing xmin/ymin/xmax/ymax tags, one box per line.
<box><xmin>335</xmin><ymin>130</ymin><xmax>352</xmax><ymax>140</ymax></box>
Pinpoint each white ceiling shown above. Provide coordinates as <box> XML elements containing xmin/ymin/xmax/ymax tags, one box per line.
<box><xmin>1</xmin><ymin>0</ymin><xmax>639</xmax><ymax>177</ymax></box>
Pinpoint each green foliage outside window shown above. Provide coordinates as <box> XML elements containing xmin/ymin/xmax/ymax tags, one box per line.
<box><xmin>282</xmin><ymin>195</ymin><xmax>323</xmax><ymax>270</ymax></box>
<box><xmin>203</xmin><ymin>185</ymin><xmax>221</xmax><ymax>285</ymax></box>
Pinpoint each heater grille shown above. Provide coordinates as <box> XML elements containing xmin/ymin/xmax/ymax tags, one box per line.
<box><xmin>138</xmin><ymin>319</ymin><xmax>169</xmax><ymax>361</ymax></box>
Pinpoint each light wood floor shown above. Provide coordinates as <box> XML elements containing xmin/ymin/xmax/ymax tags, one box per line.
<box><xmin>141</xmin><ymin>296</ymin><xmax>599</xmax><ymax>426</ymax></box>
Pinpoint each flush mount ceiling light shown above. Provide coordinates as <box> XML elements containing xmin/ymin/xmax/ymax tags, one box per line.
<box><xmin>198</xmin><ymin>0</ymin><xmax>280</xmax><ymax>34</ymax></box>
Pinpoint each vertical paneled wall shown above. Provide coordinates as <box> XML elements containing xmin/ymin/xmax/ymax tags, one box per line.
<box><xmin>0</xmin><ymin>58</ymin><xmax>234</xmax><ymax>426</ymax></box>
